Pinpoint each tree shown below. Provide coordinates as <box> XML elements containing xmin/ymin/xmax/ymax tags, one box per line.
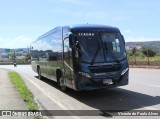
<box><xmin>25</xmin><ymin>53</ymin><xmax>31</xmax><ymax>62</ymax></box>
<box><xmin>142</xmin><ymin>47</ymin><xmax>156</xmax><ymax>57</ymax></box>
<box><xmin>142</xmin><ymin>47</ymin><xmax>156</xmax><ymax>65</ymax></box>
<box><xmin>131</xmin><ymin>47</ymin><xmax>137</xmax><ymax>65</ymax></box>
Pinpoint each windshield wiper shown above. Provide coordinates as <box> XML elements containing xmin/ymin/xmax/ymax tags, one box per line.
<box><xmin>103</xmin><ymin>42</ymin><xmax>120</xmax><ymax>63</ymax></box>
<box><xmin>90</xmin><ymin>33</ymin><xmax>120</xmax><ymax>65</ymax></box>
<box><xmin>99</xmin><ymin>32</ymin><xmax>120</xmax><ymax>64</ymax></box>
<box><xmin>90</xmin><ymin>42</ymin><xmax>101</xmax><ymax>65</ymax></box>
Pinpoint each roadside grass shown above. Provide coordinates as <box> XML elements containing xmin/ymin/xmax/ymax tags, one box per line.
<box><xmin>8</xmin><ymin>71</ymin><xmax>38</xmax><ymax>111</ymax></box>
<box><xmin>128</xmin><ymin>55</ymin><xmax>160</xmax><ymax>62</ymax></box>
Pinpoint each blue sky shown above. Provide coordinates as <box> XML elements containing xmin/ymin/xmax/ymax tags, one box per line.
<box><xmin>0</xmin><ymin>0</ymin><xmax>160</xmax><ymax>48</ymax></box>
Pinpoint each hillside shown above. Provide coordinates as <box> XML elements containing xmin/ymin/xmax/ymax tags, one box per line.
<box><xmin>126</xmin><ymin>41</ymin><xmax>160</xmax><ymax>47</ymax></box>
<box><xmin>125</xmin><ymin>41</ymin><xmax>160</xmax><ymax>53</ymax></box>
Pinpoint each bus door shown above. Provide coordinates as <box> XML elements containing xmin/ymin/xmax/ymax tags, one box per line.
<box><xmin>63</xmin><ymin>37</ymin><xmax>74</xmax><ymax>88</ymax></box>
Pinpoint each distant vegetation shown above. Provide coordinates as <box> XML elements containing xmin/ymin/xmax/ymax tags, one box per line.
<box><xmin>126</xmin><ymin>41</ymin><xmax>160</xmax><ymax>66</ymax></box>
<box><xmin>126</xmin><ymin>41</ymin><xmax>160</xmax><ymax>49</ymax></box>
<box><xmin>0</xmin><ymin>48</ymin><xmax>31</xmax><ymax>64</ymax></box>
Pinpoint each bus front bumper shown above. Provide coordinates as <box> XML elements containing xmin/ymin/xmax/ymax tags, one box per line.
<box><xmin>75</xmin><ymin>70</ymin><xmax>129</xmax><ymax>91</ymax></box>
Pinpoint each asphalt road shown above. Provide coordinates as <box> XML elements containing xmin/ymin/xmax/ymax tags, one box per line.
<box><xmin>0</xmin><ymin>65</ymin><xmax>160</xmax><ymax>119</ymax></box>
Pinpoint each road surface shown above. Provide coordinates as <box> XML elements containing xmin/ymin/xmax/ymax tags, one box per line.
<box><xmin>0</xmin><ymin>65</ymin><xmax>160</xmax><ymax>119</ymax></box>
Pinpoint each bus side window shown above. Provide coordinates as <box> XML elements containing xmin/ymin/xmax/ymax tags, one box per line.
<box><xmin>46</xmin><ymin>52</ymin><xmax>58</xmax><ymax>61</ymax></box>
<box><xmin>64</xmin><ymin>37</ymin><xmax>72</xmax><ymax>64</ymax></box>
<box><xmin>112</xmin><ymin>39</ymin><xmax>120</xmax><ymax>52</ymax></box>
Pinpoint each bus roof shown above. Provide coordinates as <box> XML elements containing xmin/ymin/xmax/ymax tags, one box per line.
<box><xmin>37</xmin><ymin>24</ymin><xmax>120</xmax><ymax>41</ymax></box>
<box><xmin>69</xmin><ymin>24</ymin><xmax>120</xmax><ymax>32</ymax></box>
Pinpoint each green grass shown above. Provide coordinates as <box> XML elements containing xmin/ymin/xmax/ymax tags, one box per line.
<box><xmin>127</xmin><ymin>50</ymin><xmax>160</xmax><ymax>62</ymax></box>
<box><xmin>128</xmin><ymin>55</ymin><xmax>160</xmax><ymax>62</ymax></box>
<box><xmin>8</xmin><ymin>71</ymin><xmax>38</xmax><ymax>111</ymax></box>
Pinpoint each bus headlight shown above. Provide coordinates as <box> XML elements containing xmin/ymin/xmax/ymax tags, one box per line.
<box><xmin>79</xmin><ymin>72</ymin><xmax>91</xmax><ymax>78</ymax></box>
<box><xmin>121</xmin><ymin>68</ymin><xmax>129</xmax><ymax>75</ymax></box>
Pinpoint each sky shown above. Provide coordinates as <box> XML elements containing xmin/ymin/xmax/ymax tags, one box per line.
<box><xmin>0</xmin><ymin>0</ymin><xmax>160</xmax><ymax>48</ymax></box>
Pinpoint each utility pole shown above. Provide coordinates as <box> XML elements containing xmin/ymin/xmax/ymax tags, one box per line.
<box><xmin>147</xmin><ymin>49</ymin><xmax>149</xmax><ymax>65</ymax></box>
<box><xmin>13</xmin><ymin>51</ymin><xmax>16</xmax><ymax>61</ymax></box>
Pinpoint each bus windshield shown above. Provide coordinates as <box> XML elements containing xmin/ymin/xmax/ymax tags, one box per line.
<box><xmin>75</xmin><ymin>32</ymin><xmax>126</xmax><ymax>63</ymax></box>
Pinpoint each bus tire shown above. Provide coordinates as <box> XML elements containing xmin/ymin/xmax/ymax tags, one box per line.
<box><xmin>37</xmin><ymin>66</ymin><xmax>42</xmax><ymax>80</ymax></box>
<box><xmin>57</xmin><ymin>71</ymin><xmax>67</xmax><ymax>91</ymax></box>
<box><xmin>58</xmin><ymin>77</ymin><xmax>67</xmax><ymax>91</ymax></box>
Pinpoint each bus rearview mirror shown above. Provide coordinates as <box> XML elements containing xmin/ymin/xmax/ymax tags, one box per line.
<box><xmin>121</xmin><ymin>35</ymin><xmax>125</xmax><ymax>44</ymax></box>
<box><xmin>69</xmin><ymin>34</ymin><xmax>73</xmax><ymax>48</ymax></box>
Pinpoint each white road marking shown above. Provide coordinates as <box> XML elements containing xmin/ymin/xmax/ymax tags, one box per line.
<box><xmin>21</xmin><ymin>74</ymin><xmax>80</xmax><ymax>119</ymax></box>
<box><xmin>144</xmin><ymin>107</ymin><xmax>158</xmax><ymax>110</ymax></box>
<box><xmin>131</xmin><ymin>82</ymin><xmax>160</xmax><ymax>88</ymax></box>
<box><xmin>148</xmin><ymin>85</ymin><xmax>160</xmax><ymax>88</ymax></box>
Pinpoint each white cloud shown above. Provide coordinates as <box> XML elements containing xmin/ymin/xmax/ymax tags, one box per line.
<box><xmin>0</xmin><ymin>36</ymin><xmax>34</xmax><ymax>48</ymax></box>
<box><xmin>125</xmin><ymin>36</ymin><xmax>160</xmax><ymax>42</ymax></box>
<box><xmin>65</xmin><ymin>10</ymin><xmax>129</xmax><ymax>22</ymax></box>
<box><xmin>75</xmin><ymin>11</ymin><xmax>108</xmax><ymax>20</ymax></box>
<box><xmin>54</xmin><ymin>0</ymin><xmax>93</xmax><ymax>6</ymax></box>
<box><xmin>123</xmin><ymin>30</ymin><xmax>132</xmax><ymax>34</ymax></box>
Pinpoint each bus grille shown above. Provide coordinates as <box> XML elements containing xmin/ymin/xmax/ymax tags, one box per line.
<box><xmin>89</xmin><ymin>64</ymin><xmax>121</xmax><ymax>73</ymax></box>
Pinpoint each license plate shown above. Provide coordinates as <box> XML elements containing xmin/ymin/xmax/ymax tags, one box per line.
<box><xmin>103</xmin><ymin>79</ymin><xmax>113</xmax><ymax>85</ymax></box>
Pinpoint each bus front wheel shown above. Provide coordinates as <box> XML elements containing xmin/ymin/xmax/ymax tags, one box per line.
<box><xmin>58</xmin><ymin>77</ymin><xmax>67</xmax><ymax>91</ymax></box>
<box><xmin>37</xmin><ymin>67</ymin><xmax>42</xmax><ymax>80</ymax></box>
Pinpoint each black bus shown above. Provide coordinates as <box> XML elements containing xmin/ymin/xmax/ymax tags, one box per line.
<box><xmin>31</xmin><ymin>24</ymin><xmax>129</xmax><ymax>91</ymax></box>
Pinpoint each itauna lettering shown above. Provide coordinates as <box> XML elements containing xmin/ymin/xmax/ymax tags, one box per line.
<box><xmin>78</xmin><ymin>33</ymin><xmax>95</xmax><ymax>36</ymax></box>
